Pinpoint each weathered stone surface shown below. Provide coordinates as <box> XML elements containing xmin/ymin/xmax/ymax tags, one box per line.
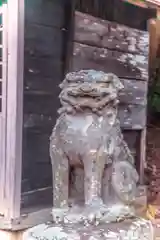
<box><xmin>23</xmin><ymin>218</ymin><xmax>154</xmax><ymax>240</ymax></box>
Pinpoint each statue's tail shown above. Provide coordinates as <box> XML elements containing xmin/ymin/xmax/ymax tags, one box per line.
<box><xmin>111</xmin><ymin>161</ymin><xmax>139</xmax><ymax>204</ymax></box>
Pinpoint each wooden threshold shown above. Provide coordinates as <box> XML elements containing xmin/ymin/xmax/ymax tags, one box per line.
<box><xmin>0</xmin><ymin>207</ymin><xmax>52</xmax><ymax>231</ymax></box>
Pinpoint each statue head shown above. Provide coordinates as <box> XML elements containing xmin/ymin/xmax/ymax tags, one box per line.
<box><xmin>59</xmin><ymin>70</ymin><xmax>124</xmax><ymax>117</ymax></box>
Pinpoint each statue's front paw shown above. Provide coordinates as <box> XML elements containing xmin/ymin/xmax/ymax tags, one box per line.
<box><xmin>52</xmin><ymin>207</ymin><xmax>69</xmax><ymax>223</ymax></box>
<box><xmin>82</xmin><ymin>200</ymin><xmax>109</xmax><ymax>224</ymax></box>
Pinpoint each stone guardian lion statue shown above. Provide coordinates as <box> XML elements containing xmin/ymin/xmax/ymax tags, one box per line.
<box><xmin>50</xmin><ymin>70</ymin><xmax>139</xmax><ymax>224</ymax></box>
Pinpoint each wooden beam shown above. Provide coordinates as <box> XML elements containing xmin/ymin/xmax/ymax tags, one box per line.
<box><xmin>4</xmin><ymin>0</ymin><xmax>24</xmax><ymax>219</ymax></box>
<box><xmin>148</xmin><ymin>19</ymin><xmax>160</xmax><ymax>70</ymax></box>
<box><xmin>139</xmin><ymin>128</ymin><xmax>147</xmax><ymax>184</ymax></box>
<box><xmin>124</xmin><ymin>0</ymin><xmax>151</xmax><ymax>8</ymax></box>
<box><xmin>0</xmin><ymin>3</ymin><xmax>8</xmax><ymax>215</ymax></box>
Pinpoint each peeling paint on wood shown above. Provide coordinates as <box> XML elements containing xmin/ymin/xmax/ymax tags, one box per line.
<box><xmin>75</xmin><ymin>11</ymin><xmax>149</xmax><ymax>56</ymax></box>
<box><xmin>73</xmin><ymin>43</ymin><xmax>148</xmax><ymax>80</ymax></box>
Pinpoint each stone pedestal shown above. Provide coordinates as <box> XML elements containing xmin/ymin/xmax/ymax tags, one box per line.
<box><xmin>23</xmin><ymin>218</ymin><xmax>154</xmax><ymax>240</ymax></box>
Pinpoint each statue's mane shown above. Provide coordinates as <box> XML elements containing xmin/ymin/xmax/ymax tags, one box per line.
<box><xmin>58</xmin><ymin>70</ymin><xmax>123</xmax><ymax>115</ymax></box>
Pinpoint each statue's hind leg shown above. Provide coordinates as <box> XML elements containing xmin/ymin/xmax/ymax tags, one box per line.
<box><xmin>50</xmin><ymin>137</ymin><xmax>69</xmax><ymax>222</ymax></box>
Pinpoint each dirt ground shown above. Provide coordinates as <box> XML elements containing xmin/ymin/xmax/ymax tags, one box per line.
<box><xmin>147</xmin><ymin>123</ymin><xmax>160</xmax><ymax>205</ymax></box>
<box><xmin>146</xmin><ymin>120</ymin><xmax>160</xmax><ymax>239</ymax></box>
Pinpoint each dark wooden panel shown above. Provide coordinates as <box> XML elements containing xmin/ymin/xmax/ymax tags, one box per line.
<box><xmin>23</xmin><ymin>114</ymin><xmax>53</xmax><ymax>130</ymax></box>
<box><xmin>75</xmin><ymin>0</ymin><xmax>156</xmax><ymax>31</ymax></box>
<box><xmin>112</xmin><ymin>0</ymin><xmax>157</xmax><ymax>31</ymax></box>
<box><xmin>22</xmin><ymin>131</ymin><xmax>52</xmax><ymax>191</ymax></box>
<box><xmin>119</xmin><ymin>79</ymin><xmax>147</xmax><ymax>105</ymax></box>
<box><xmin>0</xmin><ymin>81</ymin><xmax>2</xmax><ymax>95</ymax></box>
<box><xmin>24</xmin><ymin>55</ymin><xmax>63</xmax><ymax>79</ymax></box>
<box><xmin>0</xmin><ymin>98</ymin><xmax>1</xmax><ymax>112</ymax></box>
<box><xmin>123</xmin><ymin>129</ymin><xmax>140</xmax><ymax>171</ymax></box>
<box><xmin>25</xmin><ymin>0</ymin><xmax>64</xmax><ymax>28</ymax></box>
<box><xmin>21</xmin><ymin>187</ymin><xmax>52</xmax><ymax>209</ymax></box>
<box><xmin>73</xmin><ymin>43</ymin><xmax>148</xmax><ymax>81</ymax></box>
<box><xmin>118</xmin><ymin>104</ymin><xmax>146</xmax><ymax>129</ymax></box>
<box><xmin>24</xmin><ymin>23</ymin><xmax>63</xmax><ymax>58</ymax></box>
<box><xmin>75</xmin><ymin>11</ymin><xmax>149</xmax><ymax>56</ymax></box>
<box><xmin>123</xmin><ymin>130</ymin><xmax>139</xmax><ymax>152</ymax></box>
<box><xmin>24</xmin><ymin>94</ymin><xmax>60</xmax><ymax>116</ymax></box>
<box><xmin>0</xmin><ymin>80</ymin><xmax>1</xmax><ymax>112</ymax></box>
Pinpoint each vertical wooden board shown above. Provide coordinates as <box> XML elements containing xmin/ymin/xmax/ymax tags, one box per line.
<box><xmin>25</xmin><ymin>0</ymin><xmax>64</xmax><ymax>28</ymax></box>
<box><xmin>24</xmin><ymin>76</ymin><xmax>61</xmax><ymax>94</ymax></box>
<box><xmin>22</xmin><ymin>130</ymin><xmax>52</xmax><ymax>192</ymax></box>
<box><xmin>148</xmin><ymin>19</ymin><xmax>160</xmax><ymax>71</ymax></box>
<box><xmin>0</xmin><ymin>4</ymin><xmax>7</xmax><ymax>215</ymax></box>
<box><xmin>123</xmin><ymin>130</ymin><xmax>139</xmax><ymax>151</ymax></box>
<box><xmin>5</xmin><ymin>0</ymin><xmax>24</xmax><ymax>219</ymax></box>
<box><xmin>24</xmin><ymin>55</ymin><xmax>63</xmax><ymax>79</ymax></box>
<box><xmin>0</xmin><ymin>81</ymin><xmax>1</xmax><ymax>96</ymax></box>
<box><xmin>122</xmin><ymin>130</ymin><xmax>141</xmax><ymax>173</ymax></box>
<box><xmin>0</xmin><ymin>91</ymin><xmax>1</xmax><ymax>113</ymax></box>
<box><xmin>63</xmin><ymin>0</ymin><xmax>76</xmax><ymax>74</ymax></box>
<box><xmin>24</xmin><ymin>24</ymin><xmax>63</xmax><ymax>58</ymax></box>
<box><xmin>24</xmin><ymin>93</ymin><xmax>60</xmax><ymax>116</ymax></box>
<box><xmin>139</xmin><ymin>128</ymin><xmax>147</xmax><ymax>184</ymax></box>
<box><xmin>23</xmin><ymin>114</ymin><xmax>53</xmax><ymax>130</ymax></box>
<box><xmin>0</xmin><ymin>113</ymin><xmax>2</xmax><ymax>159</ymax></box>
<box><xmin>22</xmin><ymin>0</ymin><xmax>75</xmax><ymax>203</ymax></box>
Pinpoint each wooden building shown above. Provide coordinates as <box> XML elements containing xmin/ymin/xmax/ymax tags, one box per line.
<box><xmin>0</xmin><ymin>0</ymin><xmax>157</xmax><ymax>239</ymax></box>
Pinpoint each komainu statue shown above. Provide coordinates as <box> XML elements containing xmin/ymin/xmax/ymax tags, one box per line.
<box><xmin>50</xmin><ymin>70</ymin><xmax>139</xmax><ymax>224</ymax></box>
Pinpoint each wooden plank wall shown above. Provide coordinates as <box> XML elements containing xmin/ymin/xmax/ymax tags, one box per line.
<box><xmin>71</xmin><ymin>11</ymin><xmax>149</xmax><ymax>167</ymax></box>
<box><xmin>75</xmin><ymin>0</ymin><xmax>157</xmax><ymax>30</ymax></box>
<box><xmin>21</xmin><ymin>1</ymin><xmax>150</xmax><ymax>213</ymax></box>
<box><xmin>22</xmin><ymin>0</ymin><xmax>71</xmax><ymax>197</ymax></box>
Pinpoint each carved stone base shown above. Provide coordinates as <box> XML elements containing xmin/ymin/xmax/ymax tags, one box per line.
<box><xmin>52</xmin><ymin>204</ymin><xmax>135</xmax><ymax>224</ymax></box>
<box><xmin>23</xmin><ymin>218</ymin><xmax>154</xmax><ymax>240</ymax></box>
